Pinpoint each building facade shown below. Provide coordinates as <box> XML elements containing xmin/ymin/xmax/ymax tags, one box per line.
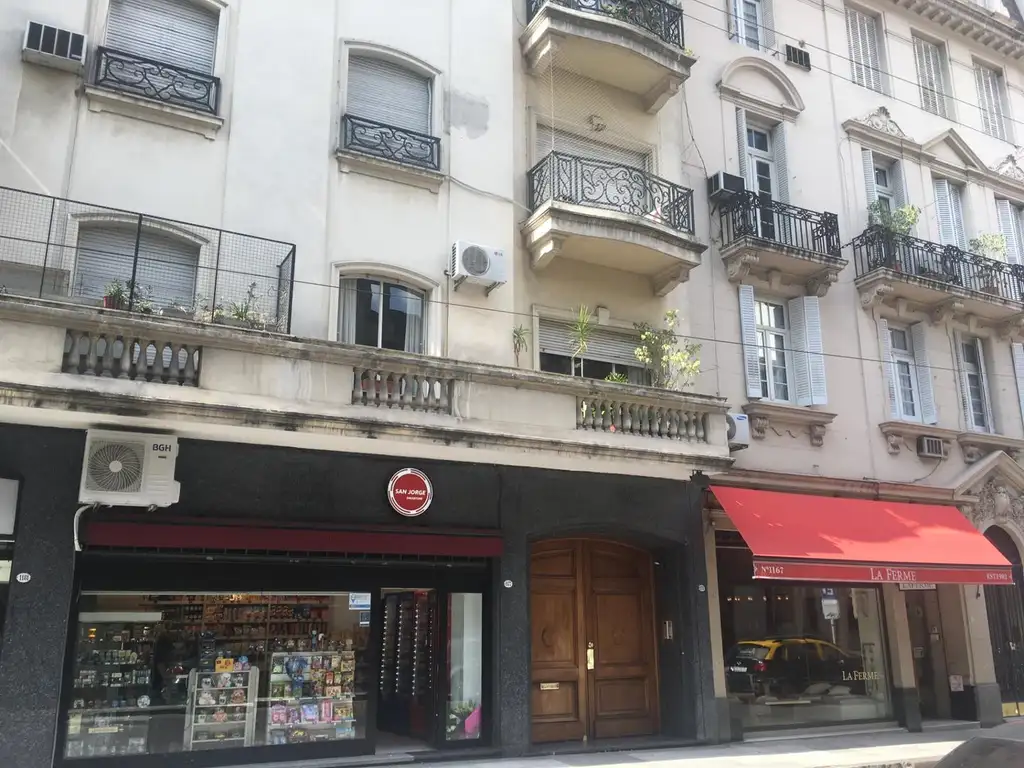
<box><xmin>2</xmin><ymin>0</ymin><xmax>1024</xmax><ymax>767</ymax></box>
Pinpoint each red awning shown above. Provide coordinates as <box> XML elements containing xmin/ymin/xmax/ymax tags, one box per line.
<box><xmin>710</xmin><ymin>486</ymin><xmax>1013</xmax><ymax>585</ymax></box>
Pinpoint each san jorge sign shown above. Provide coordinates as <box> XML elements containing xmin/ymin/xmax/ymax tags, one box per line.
<box><xmin>753</xmin><ymin>560</ymin><xmax>1013</xmax><ymax>585</ymax></box>
<box><xmin>387</xmin><ymin>468</ymin><xmax>433</xmax><ymax>518</ymax></box>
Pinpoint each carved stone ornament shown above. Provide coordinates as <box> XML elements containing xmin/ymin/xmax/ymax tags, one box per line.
<box><xmin>805</xmin><ymin>269</ymin><xmax>839</xmax><ymax>298</ymax></box>
<box><xmin>809</xmin><ymin>423</ymin><xmax>827</xmax><ymax>448</ymax></box>
<box><xmin>993</xmin><ymin>151</ymin><xmax>1024</xmax><ymax>184</ymax></box>
<box><xmin>962</xmin><ymin>443</ymin><xmax>986</xmax><ymax>464</ymax></box>
<box><xmin>724</xmin><ymin>252</ymin><xmax>759</xmax><ymax>282</ymax></box>
<box><xmin>885</xmin><ymin>433</ymin><xmax>902</xmax><ymax>455</ymax></box>
<box><xmin>750</xmin><ymin>414</ymin><xmax>770</xmax><ymax>439</ymax></box>
<box><xmin>930</xmin><ymin>298</ymin><xmax>964</xmax><ymax>326</ymax></box>
<box><xmin>970</xmin><ymin>477</ymin><xmax>1024</xmax><ymax>527</ymax></box>
<box><xmin>858</xmin><ymin>283</ymin><xmax>893</xmax><ymax>309</ymax></box>
<box><xmin>856</xmin><ymin>107</ymin><xmax>911</xmax><ymax>140</ymax></box>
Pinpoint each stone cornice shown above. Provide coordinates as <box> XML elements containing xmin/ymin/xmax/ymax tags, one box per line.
<box><xmin>890</xmin><ymin>0</ymin><xmax>1024</xmax><ymax>61</ymax></box>
<box><xmin>878</xmin><ymin>421</ymin><xmax>958</xmax><ymax>457</ymax></box>
<box><xmin>705</xmin><ymin>469</ymin><xmax>957</xmax><ymax>504</ymax></box>
<box><xmin>742</xmin><ymin>401</ymin><xmax>837</xmax><ymax>447</ymax></box>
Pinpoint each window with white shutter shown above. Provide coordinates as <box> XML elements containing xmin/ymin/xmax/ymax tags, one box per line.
<box><xmin>933</xmin><ymin>178</ymin><xmax>967</xmax><ymax>249</ymax></box>
<box><xmin>730</xmin><ymin>0</ymin><xmax>774</xmax><ymax>51</ymax></box>
<box><xmin>996</xmin><ymin>200</ymin><xmax>1024</xmax><ymax>264</ymax></box>
<box><xmin>347</xmin><ymin>55</ymin><xmax>432</xmax><ymax>135</ymax></box>
<box><xmin>879</xmin><ymin>320</ymin><xmax>936</xmax><ymax>423</ymax></box>
<box><xmin>861</xmin><ymin>149</ymin><xmax>908</xmax><ymax>215</ymax></box>
<box><xmin>913</xmin><ymin>36</ymin><xmax>949</xmax><ymax>118</ymax></box>
<box><xmin>955</xmin><ymin>333</ymin><xmax>994</xmax><ymax>432</ymax></box>
<box><xmin>537</xmin><ymin>318</ymin><xmax>648</xmax><ymax>384</ymax></box>
<box><xmin>975</xmin><ymin>62</ymin><xmax>1010</xmax><ymax>142</ymax></box>
<box><xmin>846</xmin><ymin>7</ymin><xmax>884</xmax><ymax>94</ymax></box>
<box><xmin>106</xmin><ymin>0</ymin><xmax>218</xmax><ymax>74</ymax></box>
<box><xmin>1012</xmin><ymin>342</ymin><xmax>1024</xmax><ymax>431</ymax></box>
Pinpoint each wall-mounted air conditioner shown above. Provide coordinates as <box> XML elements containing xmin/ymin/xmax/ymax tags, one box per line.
<box><xmin>707</xmin><ymin>172</ymin><xmax>745</xmax><ymax>205</ymax></box>
<box><xmin>916</xmin><ymin>435</ymin><xmax>945</xmax><ymax>459</ymax></box>
<box><xmin>727</xmin><ymin>412</ymin><xmax>750</xmax><ymax>451</ymax></box>
<box><xmin>22</xmin><ymin>21</ymin><xmax>86</xmax><ymax>74</ymax></box>
<box><xmin>450</xmin><ymin>241</ymin><xmax>507</xmax><ymax>294</ymax></box>
<box><xmin>79</xmin><ymin>430</ymin><xmax>180</xmax><ymax>507</ymax></box>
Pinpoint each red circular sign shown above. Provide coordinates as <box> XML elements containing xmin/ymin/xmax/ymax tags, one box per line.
<box><xmin>387</xmin><ymin>468</ymin><xmax>433</xmax><ymax>517</ymax></box>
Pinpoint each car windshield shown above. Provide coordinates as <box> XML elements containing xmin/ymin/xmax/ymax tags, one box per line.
<box><xmin>727</xmin><ymin>644</ymin><xmax>770</xmax><ymax>661</ymax></box>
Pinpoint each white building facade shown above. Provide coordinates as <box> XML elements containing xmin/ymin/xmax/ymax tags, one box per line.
<box><xmin>0</xmin><ymin>0</ymin><xmax>1024</xmax><ymax>765</ymax></box>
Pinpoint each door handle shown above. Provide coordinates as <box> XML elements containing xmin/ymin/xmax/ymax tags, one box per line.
<box><xmin>587</xmin><ymin>642</ymin><xmax>595</xmax><ymax>670</ymax></box>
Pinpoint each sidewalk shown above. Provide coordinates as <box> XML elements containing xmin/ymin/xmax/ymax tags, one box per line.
<box><xmin>414</xmin><ymin>727</ymin><xmax>977</xmax><ymax>768</ymax></box>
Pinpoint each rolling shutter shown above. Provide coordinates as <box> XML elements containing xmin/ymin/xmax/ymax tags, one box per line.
<box><xmin>347</xmin><ymin>56</ymin><xmax>431</xmax><ymax>135</ymax></box>
<box><xmin>910</xmin><ymin>321</ymin><xmax>937</xmax><ymax>425</ymax></box>
<box><xmin>74</xmin><ymin>225</ymin><xmax>198</xmax><ymax>308</ymax></box>
<box><xmin>535</xmin><ymin>127</ymin><xmax>648</xmax><ymax>170</ymax></box>
<box><xmin>738</xmin><ymin>284</ymin><xmax>762</xmax><ymax>399</ymax></box>
<box><xmin>106</xmin><ymin>0</ymin><xmax>218</xmax><ymax>74</ymax></box>
<box><xmin>537</xmin><ymin>318</ymin><xmax>638</xmax><ymax>367</ymax></box>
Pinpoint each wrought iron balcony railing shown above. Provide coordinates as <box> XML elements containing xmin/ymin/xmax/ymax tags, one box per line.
<box><xmin>93</xmin><ymin>46</ymin><xmax>220</xmax><ymax>115</ymax></box>
<box><xmin>340</xmin><ymin>114</ymin><xmax>442</xmax><ymax>172</ymax></box>
<box><xmin>528</xmin><ymin>0</ymin><xmax>685</xmax><ymax>49</ymax></box>
<box><xmin>528</xmin><ymin>151</ymin><xmax>695</xmax><ymax>235</ymax></box>
<box><xmin>720</xmin><ymin>192</ymin><xmax>842</xmax><ymax>259</ymax></box>
<box><xmin>0</xmin><ymin>185</ymin><xmax>296</xmax><ymax>332</ymax></box>
<box><xmin>852</xmin><ymin>226</ymin><xmax>1024</xmax><ymax>302</ymax></box>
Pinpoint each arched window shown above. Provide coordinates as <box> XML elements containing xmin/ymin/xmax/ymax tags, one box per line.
<box><xmin>338</xmin><ymin>276</ymin><xmax>426</xmax><ymax>354</ymax></box>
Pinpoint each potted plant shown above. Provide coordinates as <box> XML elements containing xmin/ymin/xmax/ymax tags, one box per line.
<box><xmin>162</xmin><ymin>297</ymin><xmax>195</xmax><ymax>319</ymax></box>
<box><xmin>633</xmin><ymin>309</ymin><xmax>701</xmax><ymax>389</ymax></box>
<box><xmin>445</xmin><ymin>701</ymin><xmax>480</xmax><ymax>740</ymax></box>
<box><xmin>969</xmin><ymin>233</ymin><xmax>1007</xmax><ymax>295</ymax></box>
<box><xmin>867</xmin><ymin>202</ymin><xmax>920</xmax><ymax>271</ymax></box>
<box><xmin>102</xmin><ymin>279</ymin><xmax>129</xmax><ymax>310</ymax></box>
<box><xmin>568</xmin><ymin>305</ymin><xmax>594</xmax><ymax>377</ymax></box>
<box><xmin>217</xmin><ymin>282</ymin><xmax>267</xmax><ymax>330</ymax></box>
<box><xmin>512</xmin><ymin>324</ymin><xmax>529</xmax><ymax>368</ymax></box>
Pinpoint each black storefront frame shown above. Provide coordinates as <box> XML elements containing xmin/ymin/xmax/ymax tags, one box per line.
<box><xmin>715</xmin><ymin>538</ymin><xmax>899</xmax><ymax>735</ymax></box>
<box><xmin>54</xmin><ymin>552</ymin><xmax>495</xmax><ymax>768</ymax></box>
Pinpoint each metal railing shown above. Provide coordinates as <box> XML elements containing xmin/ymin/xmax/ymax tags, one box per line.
<box><xmin>0</xmin><ymin>185</ymin><xmax>296</xmax><ymax>332</ymax></box>
<box><xmin>93</xmin><ymin>46</ymin><xmax>220</xmax><ymax>115</ymax></box>
<box><xmin>720</xmin><ymin>192</ymin><xmax>842</xmax><ymax>259</ymax></box>
<box><xmin>340</xmin><ymin>114</ymin><xmax>442</xmax><ymax>172</ymax></box>
<box><xmin>852</xmin><ymin>226</ymin><xmax>1024</xmax><ymax>302</ymax></box>
<box><xmin>528</xmin><ymin>0</ymin><xmax>685</xmax><ymax>49</ymax></box>
<box><xmin>528</xmin><ymin>151</ymin><xmax>695</xmax><ymax>235</ymax></box>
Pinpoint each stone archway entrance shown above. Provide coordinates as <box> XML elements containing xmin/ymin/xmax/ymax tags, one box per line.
<box><xmin>984</xmin><ymin>525</ymin><xmax>1024</xmax><ymax>718</ymax></box>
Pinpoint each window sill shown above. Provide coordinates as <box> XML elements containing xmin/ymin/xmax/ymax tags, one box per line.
<box><xmin>742</xmin><ymin>401</ymin><xmax>837</xmax><ymax>447</ymax></box>
<box><xmin>878</xmin><ymin>421</ymin><xmax>957</xmax><ymax>457</ymax></box>
<box><xmin>958</xmin><ymin>431</ymin><xmax>1024</xmax><ymax>464</ymax></box>
<box><xmin>85</xmin><ymin>86</ymin><xmax>223</xmax><ymax>140</ymax></box>
<box><xmin>335</xmin><ymin>149</ymin><xmax>444</xmax><ymax>193</ymax></box>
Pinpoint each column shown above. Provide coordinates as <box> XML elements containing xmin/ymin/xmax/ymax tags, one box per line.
<box><xmin>703</xmin><ymin>511</ymin><xmax>734</xmax><ymax>741</ymax></box>
<box><xmin>882</xmin><ymin>584</ymin><xmax>922</xmax><ymax>732</ymax></box>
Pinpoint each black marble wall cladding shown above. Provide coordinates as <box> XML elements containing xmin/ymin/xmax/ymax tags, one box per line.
<box><xmin>893</xmin><ymin>686</ymin><xmax>923</xmax><ymax>733</ymax></box>
<box><xmin>0</xmin><ymin>426</ymin><xmax>711</xmax><ymax>767</ymax></box>
<box><xmin>973</xmin><ymin>682</ymin><xmax>1005</xmax><ymax>728</ymax></box>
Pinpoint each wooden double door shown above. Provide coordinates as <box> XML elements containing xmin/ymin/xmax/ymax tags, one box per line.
<box><xmin>529</xmin><ymin>539</ymin><xmax>660</xmax><ymax>743</ymax></box>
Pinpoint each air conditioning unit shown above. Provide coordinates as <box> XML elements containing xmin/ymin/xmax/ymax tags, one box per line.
<box><xmin>79</xmin><ymin>430</ymin><xmax>180</xmax><ymax>507</ymax></box>
<box><xmin>727</xmin><ymin>412</ymin><xmax>750</xmax><ymax>451</ymax></box>
<box><xmin>22</xmin><ymin>21</ymin><xmax>86</xmax><ymax>74</ymax></box>
<box><xmin>916</xmin><ymin>435</ymin><xmax>945</xmax><ymax>459</ymax></box>
<box><xmin>785</xmin><ymin>44</ymin><xmax>811</xmax><ymax>71</ymax></box>
<box><xmin>450</xmin><ymin>241</ymin><xmax>507</xmax><ymax>294</ymax></box>
<box><xmin>707</xmin><ymin>172</ymin><xmax>745</xmax><ymax>204</ymax></box>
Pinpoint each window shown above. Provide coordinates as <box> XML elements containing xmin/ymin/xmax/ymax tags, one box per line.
<box><xmin>959</xmin><ymin>336</ymin><xmax>992</xmax><ymax>431</ymax></box>
<box><xmin>975</xmin><ymin>62</ymin><xmax>1010</xmax><ymax>141</ymax></box>
<box><xmin>996</xmin><ymin>199</ymin><xmax>1024</xmax><ymax>266</ymax></box>
<box><xmin>754</xmin><ymin>299</ymin><xmax>792</xmax><ymax>402</ymax></box>
<box><xmin>731</xmin><ymin>0</ymin><xmax>774</xmax><ymax>51</ymax></box>
<box><xmin>881</xmin><ymin>322</ymin><xmax>936</xmax><ymax>424</ymax></box>
<box><xmin>338</xmin><ymin>278</ymin><xmax>425</xmax><ymax>353</ymax></box>
<box><xmin>102</xmin><ymin>0</ymin><xmax>219</xmax><ymax>113</ymax></box>
<box><xmin>933</xmin><ymin>179</ymin><xmax>967</xmax><ymax>250</ymax></box>
<box><xmin>537</xmin><ymin>317</ymin><xmax>647</xmax><ymax>384</ymax></box>
<box><xmin>740</xmin><ymin>287</ymin><xmax>827</xmax><ymax>406</ymax></box>
<box><xmin>846</xmin><ymin>7</ymin><xmax>884</xmax><ymax>93</ymax></box>
<box><xmin>913</xmin><ymin>36</ymin><xmax>949</xmax><ymax>118</ymax></box>
<box><xmin>536</xmin><ymin>127</ymin><xmax>649</xmax><ymax>170</ymax></box>
<box><xmin>861</xmin><ymin>150</ymin><xmax>907</xmax><ymax>218</ymax></box>
<box><xmin>736</xmin><ymin>109</ymin><xmax>789</xmax><ymax>207</ymax></box>
<box><xmin>890</xmin><ymin>327</ymin><xmax>919</xmax><ymax>419</ymax></box>
<box><xmin>73</xmin><ymin>225</ymin><xmax>200</xmax><ymax>312</ymax></box>
<box><xmin>347</xmin><ymin>55</ymin><xmax>431</xmax><ymax>135</ymax></box>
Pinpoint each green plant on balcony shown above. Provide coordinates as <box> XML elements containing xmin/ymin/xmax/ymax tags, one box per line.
<box><xmin>633</xmin><ymin>309</ymin><xmax>701</xmax><ymax>389</ymax></box>
<box><xmin>513</xmin><ymin>324</ymin><xmax>529</xmax><ymax>367</ymax></box>
<box><xmin>969</xmin><ymin>233</ymin><xmax>1008</xmax><ymax>294</ymax></box>
<box><xmin>604</xmin><ymin>371</ymin><xmax>629</xmax><ymax>383</ymax></box>
<box><xmin>102</xmin><ymin>279</ymin><xmax>129</xmax><ymax>310</ymax></box>
<box><xmin>569</xmin><ymin>304</ymin><xmax>595</xmax><ymax>377</ymax></box>
<box><xmin>225</xmin><ymin>282</ymin><xmax>267</xmax><ymax>330</ymax></box>
<box><xmin>867</xmin><ymin>201</ymin><xmax>920</xmax><ymax>236</ymax></box>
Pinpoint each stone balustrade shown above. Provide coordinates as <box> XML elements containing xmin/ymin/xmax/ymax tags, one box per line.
<box><xmin>577</xmin><ymin>395</ymin><xmax>708</xmax><ymax>442</ymax></box>
<box><xmin>63</xmin><ymin>329</ymin><xmax>201</xmax><ymax>386</ymax></box>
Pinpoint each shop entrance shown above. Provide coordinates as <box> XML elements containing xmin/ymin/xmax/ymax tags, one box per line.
<box><xmin>905</xmin><ymin>589</ymin><xmax>951</xmax><ymax>720</ymax></box>
<box><xmin>529</xmin><ymin>539</ymin><xmax>659</xmax><ymax>744</ymax></box>
<box><xmin>983</xmin><ymin>526</ymin><xmax>1024</xmax><ymax>718</ymax></box>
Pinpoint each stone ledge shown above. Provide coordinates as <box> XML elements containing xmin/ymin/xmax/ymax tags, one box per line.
<box><xmin>335</xmin><ymin>150</ymin><xmax>444</xmax><ymax>193</ymax></box>
<box><xmin>958</xmin><ymin>431</ymin><xmax>1024</xmax><ymax>464</ymax></box>
<box><xmin>742</xmin><ymin>401</ymin><xmax>837</xmax><ymax>447</ymax></box>
<box><xmin>85</xmin><ymin>86</ymin><xmax>223</xmax><ymax>140</ymax></box>
<box><xmin>721</xmin><ymin>238</ymin><xmax>847</xmax><ymax>297</ymax></box>
<box><xmin>878</xmin><ymin>421</ymin><xmax>958</xmax><ymax>457</ymax></box>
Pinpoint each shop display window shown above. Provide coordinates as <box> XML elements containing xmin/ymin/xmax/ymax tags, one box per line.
<box><xmin>445</xmin><ymin>593</ymin><xmax>482</xmax><ymax>741</ymax></box>
<box><xmin>62</xmin><ymin>592</ymin><xmax>370</xmax><ymax>759</ymax></box>
<box><xmin>718</xmin><ymin>546</ymin><xmax>893</xmax><ymax>729</ymax></box>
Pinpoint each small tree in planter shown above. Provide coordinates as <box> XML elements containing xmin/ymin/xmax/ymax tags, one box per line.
<box><xmin>969</xmin><ymin>233</ymin><xmax>1008</xmax><ymax>294</ymax></box>
<box><xmin>867</xmin><ymin>202</ymin><xmax>920</xmax><ymax>272</ymax></box>
<box><xmin>633</xmin><ymin>309</ymin><xmax>701</xmax><ymax>389</ymax></box>
<box><xmin>568</xmin><ymin>305</ymin><xmax>594</xmax><ymax>377</ymax></box>
<box><xmin>512</xmin><ymin>324</ymin><xmax>529</xmax><ymax>368</ymax></box>
<box><xmin>102</xmin><ymin>279</ymin><xmax>129</xmax><ymax>310</ymax></box>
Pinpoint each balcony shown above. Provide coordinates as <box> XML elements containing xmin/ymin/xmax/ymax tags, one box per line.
<box><xmin>522</xmin><ymin>151</ymin><xmax>705</xmax><ymax>295</ymax></box>
<box><xmin>0</xmin><ymin>185</ymin><xmax>295</xmax><ymax>333</ymax></box>
<box><xmin>719</xmin><ymin>192</ymin><xmax>845</xmax><ymax>296</ymax></box>
<box><xmin>91</xmin><ymin>46</ymin><xmax>220</xmax><ymax>114</ymax></box>
<box><xmin>339</xmin><ymin>114</ymin><xmax>442</xmax><ymax>174</ymax></box>
<box><xmin>0</xmin><ymin>296</ymin><xmax>733</xmax><ymax>477</ymax></box>
<box><xmin>853</xmin><ymin>227</ymin><xmax>1024</xmax><ymax>329</ymax></box>
<box><xmin>521</xmin><ymin>0</ymin><xmax>694</xmax><ymax>113</ymax></box>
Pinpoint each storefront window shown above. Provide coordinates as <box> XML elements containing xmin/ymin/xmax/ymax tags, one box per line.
<box><xmin>62</xmin><ymin>593</ymin><xmax>370</xmax><ymax>759</ymax></box>
<box><xmin>718</xmin><ymin>545</ymin><xmax>893</xmax><ymax>729</ymax></box>
<box><xmin>445</xmin><ymin>593</ymin><xmax>482</xmax><ymax>741</ymax></box>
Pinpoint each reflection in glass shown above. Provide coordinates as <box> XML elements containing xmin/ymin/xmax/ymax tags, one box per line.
<box><xmin>446</xmin><ymin>593</ymin><xmax>482</xmax><ymax>741</ymax></box>
<box><xmin>63</xmin><ymin>593</ymin><xmax>369</xmax><ymax>758</ymax></box>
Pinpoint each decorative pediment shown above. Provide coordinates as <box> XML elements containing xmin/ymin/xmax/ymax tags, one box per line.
<box><xmin>854</xmin><ymin>107</ymin><xmax>911</xmax><ymax>140</ymax></box>
<box><xmin>718</xmin><ymin>56</ymin><xmax>805</xmax><ymax>122</ymax></box>
<box><xmin>842</xmin><ymin>107</ymin><xmax>924</xmax><ymax>160</ymax></box>
<box><xmin>921</xmin><ymin>128</ymin><xmax>988</xmax><ymax>172</ymax></box>
<box><xmin>993</xmin><ymin>150</ymin><xmax>1024</xmax><ymax>184</ymax></box>
<box><xmin>951</xmin><ymin>450</ymin><xmax>1024</xmax><ymax>529</ymax></box>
